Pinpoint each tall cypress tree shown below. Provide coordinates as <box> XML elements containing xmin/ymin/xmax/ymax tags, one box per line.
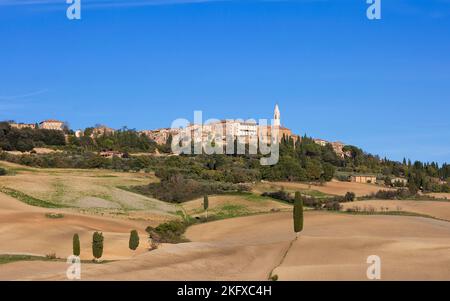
<box><xmin>129</xmin><ymin>230</ymin><xmax>140</xmax><ymax>252</ymax></box>
<box><xmin>293</xmin><ymin>192</ymin><xmax>304</xmax><ymax>238</ymax></box>
<box><xmin>92</xmin><ymin>232</ymin><xmax>104</xmax><ymax>262</ymax></box>
<box><xmin>73</xmin><ymin>233</ymin><xmax>80</xmax><ymax>257</ymax></box>
<box><xmin>203</xmin><ymin>195</ymin><xmax>209</xmax><ymax>220</ymax></box>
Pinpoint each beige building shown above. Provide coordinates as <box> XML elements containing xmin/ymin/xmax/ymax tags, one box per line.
<box><xmin>39</xmin><ymin>119</ymin><xmax>65</xmax><ymax>131</ymax></box>
<box><xmin>9</xmin><ymin>122</ymin><xmax>36</xmax><ymax>130</ymax></box>
<box><xmin>314</xmin><ymin>139</ymin><xmax>328</xmax><ymax>147</ymax></box>
<box><xmin>91</xmin><ymin>125</ymin><xmax>115</xmax><ymax>137</ymax></box>
<box><xmin>313</xmin><ymin>139</ymin><xmax>349</xmax><ymax>158</ymax></box>
<box><xmin>391</xmin><ymin>177</ymin><xmax>408</xmax><ymax>186</ymax></box>
<box><xmin>141</xmin><ymin>128</ymin><xmax>181</xmax><ymax>145</ymax></box>
<box><xmin>350</xmin><ymin>175</ymin><xmax>377</xmax><ymax>184</ymax></box>
<box><xmin>141</xmin><ymin>104</ymin><xmax>298</xmax><ymax>146</ymax></box>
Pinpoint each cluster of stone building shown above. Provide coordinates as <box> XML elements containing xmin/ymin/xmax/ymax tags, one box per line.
<box><xmin>313</xmin><ymin>138</ymin><xmax>349</xmax><ymax>159</ymax></box>
<box><xmin>9</xmin><ymin>119</ymin><xmax>65</xmax><ymax>131</ymax></box>
<box><xmin>142</xmin><ymin>107</ymin><xmax>297</xmax><ymax>146</ymax></box>
<box><xmin>7</xmin><ymin>105</ymin><xmax>348</xmax><ymax>157</ymax></box>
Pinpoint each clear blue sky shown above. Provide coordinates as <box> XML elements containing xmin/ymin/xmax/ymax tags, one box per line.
<box><xmin>1</xmin><ymin>0</ymin><xmax>449</xmax><ymax>163</ymax></box>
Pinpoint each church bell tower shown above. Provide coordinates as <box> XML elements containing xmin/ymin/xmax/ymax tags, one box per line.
<box><xmin>274</xmin><ymin>104</ymin><xmax>281</xmax><ymax>127</ymax></box>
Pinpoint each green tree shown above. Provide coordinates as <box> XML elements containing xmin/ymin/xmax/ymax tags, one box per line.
<box><xmin>293</xmin><ymin>192</ymin><xmax>304</xmax><ymax>238</ymax></box>
<box><xmin>129</xmin><ymin>230</ymin><xmax>140</xmax><ymax>252</ymax></box>
<box><xmin>344</xmin><ymin>192</ymin><xmax>356</xmax><ymax>202</ymax></box>
<box><xmin>203</xmin><ymin>195</ymin><xmax>209</xmax><ymax>219</ymax></box>
<box><xmin>92</xmin><ymin>232</ymin><xmax>104</xmax><ymax>261</ymax></box>
<box><xmin>73</xmin><ymin>233</ymin><xmax>80</xmax><ymax>256</ymax></box>
<box><xmin>322</xmin><ymin>162</ymin><xmax>336</xmax><ymax>181</ymax></box>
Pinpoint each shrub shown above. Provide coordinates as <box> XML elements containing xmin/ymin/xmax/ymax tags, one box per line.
<box><xmin>146</xmin><ymin>220</ymin><xmax>190</xmax><ymax>244</ymax></box>
<box><xmin>131</xmin><ymin>174</ymin><xmax>251</xmax><ymax>203</ymax></box>
<box><xmin>45</xmin><ymin>213</ymin><xmax>64</xmax><ymax>219</ymax></box>
<box><xmin>270</xmin><ymin>274</ymin><xmax>279</xmax><ymax>281</ymax></box>
<box><xmin>0</xmin><ymin>167</ymin><xmax>6</xmax><ymax>176</ymax></box>
<box><xmin>343</xmin><ymin>192</ymin><xmax>356</xmax><ymax>202</ymax></box>
<box><xmin>261</xmin><ymin>190</ymin><xmax>293</xmax><ymax>203</ymax></box>
<box><xmin>324</xmin><ymin>201</ymin><xmax>342</xmax><ymax>211</ymax></box>
<box><xmin>363</xmin><ymin>189</ymin><xmax>416</xmax><ymax>200</ymax></box>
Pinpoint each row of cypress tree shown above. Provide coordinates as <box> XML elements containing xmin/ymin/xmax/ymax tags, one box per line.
<box><xmin>72</xmin><ymin>230</ymin><xmax>139</xmax><ymax>260</ymax></box>
<box><xmin>71</xmin><ymin>194</ymin><xmax>303</xmax><ymax>260</ymax></box>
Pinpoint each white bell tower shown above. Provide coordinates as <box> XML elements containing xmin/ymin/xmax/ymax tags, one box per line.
<box><xmin>274</xmin><ymin>104</ymin><xmax>281</xmax><ymax>127</ymax></box>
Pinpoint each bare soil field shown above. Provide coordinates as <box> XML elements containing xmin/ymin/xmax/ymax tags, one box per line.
<box><xmin>4</xmin><ymin>211</ymin><xmax>449</xmax><ymax>281</ymax></box>
<box><xmin>255</xmin><ymin>179</ymin><xmax>389</xmax><ymax>197</ymax></box>
<box><xmin>1</xmin><ymin>162</ymin><xmax>449</xmax><ymax>281</ymax></box>
<box><xmin>0</xmin><ymin>192</ymin><xmax>154</xmax><ymax>261</ymax></box>
<box><xmin>0</xmin><ymin>162</ymin><xmax>178</xmax><ymax>267</ymax></box>
<box><xmin>341</xmin><ymin>200</ymin><xmax>450</xmax><ymax>221</ymax></box>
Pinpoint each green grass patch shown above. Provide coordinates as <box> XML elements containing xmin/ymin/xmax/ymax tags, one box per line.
<box><xmin>45</xmin><ymin>213</ymin><xmax>64</xmax><ymax>219</ymax></box>
<box><xmin>298</xmin><ymin>189</ymin><xmax>331</xmax><ymax>198</ymax></box>
<box><xmin>214</xmin><ymin>204</ymin><xmax>249</xmax><ymax>218</ymax></box>
<box><xmin>339</xmin><ymin>210</ymin><xmax>449</xmax><ymax>222</ymax></box>
<box><xmin>0</xmin><ymin>254</ymin><xmax>114</xmax><ymax>265</ymax></box>
<box><xmin>0</xmin><ymin>254</ymin><xmax>55</xmax><ymax>265</ymax></box>
<box><xmin>0</xmin><ymin>187</ymin><xmax>68</xmax><ymax>208</ymax></box>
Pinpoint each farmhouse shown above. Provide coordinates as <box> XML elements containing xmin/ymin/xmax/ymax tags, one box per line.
<box><xmin>39</xmin><ymin>119</ymin><xmax>65</xmax><ymax>131</ymax></box>
<box><xmin>350</xmin><ymin>174</ymin><xmax>377</xmax><ymax>184</ymax></box>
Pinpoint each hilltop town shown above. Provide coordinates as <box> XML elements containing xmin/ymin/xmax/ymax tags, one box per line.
<box><xmin>1</xmin><ymin>105</ymin><xmax>450</xmax><ymax>282</ymax></box>
<box><xmin>5</xmin><ymin>105</ymin><xmax>349</xmax><ymax>158</ymax></box>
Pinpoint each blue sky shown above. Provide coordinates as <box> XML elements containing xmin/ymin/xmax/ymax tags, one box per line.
<box><xmin>1</xmin><ymin>0</ymin><xmax>450</xmax><ymax>163</ymax></box>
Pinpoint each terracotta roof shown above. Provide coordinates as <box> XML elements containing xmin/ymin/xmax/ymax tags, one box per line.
<box><xmin>40</xmin><ymin>119</ymin><xmax>63</xmax><ymax>123</ymax></box>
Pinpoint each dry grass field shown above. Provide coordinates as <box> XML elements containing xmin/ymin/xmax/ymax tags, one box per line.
<box><xmin>0</xmin><ymin>161</ymin><xmax>176</xmax><ymax>219</ymax></box>
<box><xmin>1</xmin><ymin>161</ymin><xmax>450</xmax><ymax>281</ymax></box>
<box><xmin>254</xmin><ymin>179</ymin><xmax>390</xmax><ymax>197</ymax></box>
<box><xmin>341</xmin><ymin>200</ymin><xmax>450</xmax><ymax>221</ymax></box>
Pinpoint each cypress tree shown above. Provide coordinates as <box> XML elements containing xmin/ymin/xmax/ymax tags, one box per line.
<box><xmin>129</xmin><ymin>230</ymin><xmax>140</xmax><ymax>251</ymax></box>
<box><xmin>203</xmin><ymin>195</ymin><xmax>209</xmax><ymax>220</ymax></box>
<box><xmin>293</xmin><ymin>192</ymin><xmax>304</xmax><ymax>238</ymax></box>
<box><xmin>73</xmin><ymin>233</ymin><xmax>80</xmax><ymax>257</ymax></box>
<box><xmin>92</xmin><ymin>232</ymin><xmax>104</xmax><ymax>261</ymax></box>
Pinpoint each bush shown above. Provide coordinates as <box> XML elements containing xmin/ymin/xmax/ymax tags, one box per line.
<box><xmin>0</xmin><ymin>167</ymin><xmax>6</xmax><ymax>176</ymax></box>
<box><xmin>45</xmin><ymin>213</ymin><xmax>64</xmax><ymax>219</ymax></box>
<box><xmin>343</xmin><ymin>192</ymin><xmax>356</xmax><ymax>202</ymax></box>
<box><xmin>146</xmin><ymin>220</ymin><xmax>190</xmax><ymax>244</ymax></box>
<box><xmin>261</xmin><ymin>190</ymin><xmax>293</xmax><ymax>203</ymax></box>
<box><xmin>362</xmin><ymin>189</ymin><xmax>416</xmax><ymax>200</ymax></box>
<box><xmin>324</xmin><ymin>201</ymin><xmax>342</xmax><ymax>211</ymax></box>
<box><xmin>131</xmin><ymin>174</ymin><xmax>251</xmax><ymax>203</ymax></box>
